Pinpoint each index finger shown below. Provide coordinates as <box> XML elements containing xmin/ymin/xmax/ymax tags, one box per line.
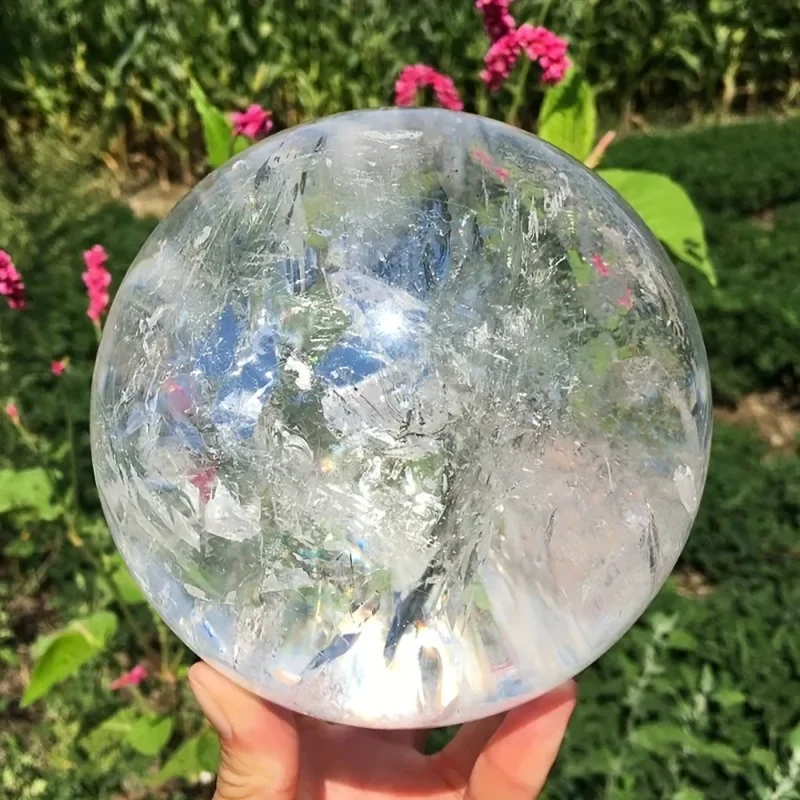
<box><xmin>467</xmin><ymin>681</ymin><xmax>577</xmax><ymax>800</ymax></box>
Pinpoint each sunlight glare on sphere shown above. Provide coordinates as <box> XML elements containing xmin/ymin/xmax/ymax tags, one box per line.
<box><xmin>90</xmin><ymin>109</ymin><xmax>711</xmax><ymax>728</ymax></box>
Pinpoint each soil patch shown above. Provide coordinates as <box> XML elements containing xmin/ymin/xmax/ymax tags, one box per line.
<box><xmin>715</xmin><ymin>391</ymin><xmax>799</xmax><ymax>452</ymax></box>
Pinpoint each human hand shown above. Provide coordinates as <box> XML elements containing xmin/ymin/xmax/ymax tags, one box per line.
<box><xmin>188</xmin><ymin>662</ymin><xmax>576</xmax><ymax>800</ymax></box>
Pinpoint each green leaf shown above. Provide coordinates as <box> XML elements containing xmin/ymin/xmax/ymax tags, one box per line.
<box><xmin>3</xmin><ymin>537</ymin><xmax>36</xmax><ymax>558</ymax></box>
<box><xmin>0</xmin><ymin>468</ymin><xmax>60</xmax><ymax>521</ymax></box>
<box><xmin>232</xmin><ymin>135</ymin><xmax>250</xmax><ymax>156</ymax></box>
<box><xmin>111</xmin><ymin>563</ymin><xmax>146</xmax><ymax>605</ymax></box>
<box><xmin>667</xmin><ymin>629</ymin><xmax>698</xmax><ymax>651</ymax></box>
<box><xmin>700</xmin><ymin>663</ymin><xmax>715</xmax><ymax>695</ymax></box>
<box><xmin>567</xmin><ymin>248</ymin><xmax>592</xmax><ymax>287</ymax></box>
<box><xmin>596</xmin><ymin>169</ymin><xmax>717</xmax><ymax>286</ymax></box>
<box><xmin>81</xmin><ymin>707</ymin><xmax>140</xmax><ymax>757</ymax></box>
<box><xmin>631</xmin><ymin>723</ymin><xmax>688</xmax><ymax>755</ymax></box>
<box><xmin>127</xmin><ymin>714</ymin><xmax>174</xmax><ymax>756</ymax></box>
<box><xmin>22</xmin><ymin>611</ymin><xmax>118</xmax><ymax>706</ymax></box>
<box><xmin>694</xmin><ymin>741</ymin><xmax>741</xmax><ymax>766</ymax></box>
<box><xmin>189</xmin><ymin>78</ymin><xmax>234</xmax><ymax>169</ymax></box>
<box><xmin>790</xmin><ymin>725</ymin><xmax>800</xmax><ymax>752</ymax></box>
<box><xmin>147</xmin><ymin>728</ymin><xmax>218</xmax><ymax>785</ymax></box>
<box><xmin>749</xmin><ymin>747</ymin><xmax>777</xmax><ymax>773</ymax></box>
<box><xmin>714</xmin><ymin>688</ymin><xmax>746</xmax><ymax>708</ymax></box>
<box><xmin>538</xmin><ymin>68</ymin><xmax>597</xmax><ymax>162</ymax></box>
<box><xmin>673</xmin><ymin>789</ymin><xmax>704</xmax><ymax>800</ymax></box>
<box><xmin>197</xmin><ymin>727</ymin><xmax>221</xmax><ymax>772</ymax></box>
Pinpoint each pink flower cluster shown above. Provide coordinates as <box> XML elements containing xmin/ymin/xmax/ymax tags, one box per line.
<box><xmin>394</xmin><ymin>65</ymin><xmax>464</xmax><ymax>112</ymax></box>
<box><xmin>51</xmin><ymin>359</ymin><xmax>67</xmax><ymax>376</ymax></box>
<box><xmin>591</xmin><ymin>254</ymin><xmax>610</xmax><ymax>278</ymax></box>
<box><xmin>590</xmin><ymin>253</ymin><xmax>635</xmax><ymax>310</ymax></box>
<box><xmin>231</xmin><ymin>104</ymin><xmax>274</xmax><ymax>139</ymax></box>
<box><xmin>470</xmin><ymin>148</ymin><xmax>510</xmax><ymax>182</ymax></box>
<box><xmin>5</xmin><ymin>403</ymin><xmax>19</xmax><ymax>424</ymax></box>
<box><xmin>109</xmin><ymin>663</ymin><xmax>148</xmax><ymax>691</ymax></box>
<box><xmin>482</xmin><ymin>23</ymin><xmax>570</xmax><ymax>91</ymax></box>
<box><xmin>82</xmin><ymin>245</ymin><xmax>111</xmax><ymax>323</ymax></box>
<box><xmin>0</xmin><ymin>250</ymin><xmax>25</xmax><ymax>311</ymax></box>
<box><xmin>475</xmin><ymin>0</ymin><xmax>515</xmax><ymax>42</ymax></box>
<box><xmin>189</xmin><ymin>466</ymin><xmax>218</xmax><ymax>504</ymax></box>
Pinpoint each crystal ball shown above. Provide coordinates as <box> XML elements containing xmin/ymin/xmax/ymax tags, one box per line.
<box><xmin>91</xmin><ymin>108</ymin><xmax>711</xmax><ymax>728</ymax></box>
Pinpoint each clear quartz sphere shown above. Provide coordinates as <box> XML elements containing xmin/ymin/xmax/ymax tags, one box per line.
<box><xmin>91</xmin><ymin>108</ymin><xmax>711</xmax><ymax>728</ymax></box>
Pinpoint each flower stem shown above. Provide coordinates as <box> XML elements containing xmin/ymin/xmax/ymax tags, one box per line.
<box><xmin>59</xmin><ymin>385</ymin><xmax>159</xmax><ymax>663</ymax></box>
<box><xmin>128</xmin><ymin>684</ymin><xmax>155</xmax><ymax>715</ymax></box>
<box><xmin>477</xmin><ymin>85</ymin><xmax>489</xmax><ymax>117</ymax></box>
<box><xmin>507</xmin><ymin>57</ymin><xmax>532</xmax><ymax>127</ymax></box>
<box><xmin>155</xmin><ymin>614</ymin><xmax>175</xmax><ymax>680</ymax></box>
<box><xmin>79</xmin><ymin>541</ymin><xmax>160</xmax><ymax>663</ymax></box>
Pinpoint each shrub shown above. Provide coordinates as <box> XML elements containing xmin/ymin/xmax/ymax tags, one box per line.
<box><xmin>606</xmin><ymin>117</ymin><xmax>800</xmax><ymax>216</ymax></box>
<box><xmin>2</xmin><ymin>0</ymin><xmax>798</xmax><ymax>165</ymax></box>
<box><xmin>679</xmin><ymin>203</ymin><xmax>800</xmax><ymax>401</ymax></box>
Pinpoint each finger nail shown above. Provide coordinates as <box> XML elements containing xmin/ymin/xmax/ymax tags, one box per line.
<box><xmin>189</xmin><ymin>666</ymin><xmax>234</xmax><ymax>740</ymax></box>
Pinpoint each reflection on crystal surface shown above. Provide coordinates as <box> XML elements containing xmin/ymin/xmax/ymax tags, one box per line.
<box><xmin>91</xmin><ymin>108</ymin><xmax>711</xmax><ymax>728</ymax></box>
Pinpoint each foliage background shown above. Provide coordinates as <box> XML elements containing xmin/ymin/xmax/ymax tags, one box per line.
<box><xmin>2</xmin><ymin>0</ymin><xmax>798</xmax><ymax>170</ymax></box>
<box><xmin>1</xmin><ymin>0</ymin><xmax>799</xmax><ymax>798</ymax></box>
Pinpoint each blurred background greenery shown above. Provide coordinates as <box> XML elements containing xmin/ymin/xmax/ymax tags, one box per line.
<box><xmin>0</xmin><ymin>1</ymin><xmax>798</xmax><ymax>798</ymax></box>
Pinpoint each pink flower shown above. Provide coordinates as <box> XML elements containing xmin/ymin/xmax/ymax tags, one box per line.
<box><xmin>189</xmin><ymin>466</ymin><xmax>217</xmax><ymax>504</ymax></box>
<box><xmin>476</xmin><ymin>0</ymin><xmax>516</xmax><ymax>42</ymax></box>
<box><xmin>481</xmin><ymin>24</ymin><xmax>570</xmax><ymax>91</ymax></box>
<box><xmin>517</xmin><ymin>24</ymin><xmax>570</xmax><ymax>84</ymax></box>
<box><xmin>5</xmin><ymin>403</ymin><xmax>20</xmax><ymax>424</ymax></box>
<box><xmin>109</xmin><ymin>663</ymin><xmax>148</xmax><ymax>691</ymax></box>
<box><xmin>481</xmin><ymin>32</ymin><xmax>522</xmax><ymax>91</ymax></box>
<box><xmin>0</xmin><ymin>250</ymin><xmax>26</xmax><ymax>311</ymax></box>
<box><xmin>51</xmin><ymin>359</ymin><xmax>68</xmax><ymax>376</ymax></box>
<box><xmin>231</xmin><ymin>104</ymin><xmax>274</xmax><ymax>139</ymax></box>
<box><xmin>470</xmin><ymin>149</ymin><xmax>510</xmax><ymax>182</ymax></box>
<box><xmin>161</xmin><ymin>376</ymin><xmax>195</xmax><ymax>417</ymax></box>
<box><xmin>394</xmin><ymin>65</ymin><xmax>464</xmax><ymax>112</ymax></box>
<box><xmin>619</xmin><ymin>287</ymin><xmax>634</xmax><ymax>310</ymax></box>
<box><xmin>82</xmin><ymin>245</ymin><xmax>112</xmax><ymax>323</ymax></box>
<box><xmin>591</xmin><ymin>254</ymin><xmax>610</xmax><ymax>278</ymax></box>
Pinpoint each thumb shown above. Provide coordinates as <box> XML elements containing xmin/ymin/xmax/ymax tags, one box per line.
<box><xmin>188</xmin><ymin>662</ymin><xmax>299</xmax><ymax>800</ymax></box>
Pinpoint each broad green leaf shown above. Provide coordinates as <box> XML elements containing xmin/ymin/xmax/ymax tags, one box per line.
<box><xmin>189</xmin><ymin>78</ymin><xmax>234</xmax><ymax>169</ymax></box>
<box><xmin>538</xmin><ymin>68</ymin><xmax>597</xmax><ymax>162</ymax></box>
<box><xmin>147</xmin><ymin>728</ymin><xmax>218</xmax><ymax>785</ymax></box>
<box><xmin>596</xmin><ymin>169</ymin><xmax>717</xmax><ymax>286</ymax></box>
<box><xmin>631</xmin><ymin>723</ymin><xmax>688</xmax><ymax>755</ymax></box>
<box><xmin>81</xmin><ymin>707</ymin><xmax>140</xmax><ymax>757</ymax></box>
<box><xmin>111</xmin><ymin>563</ymin><xmax>146</xmax><ymax>605</ymax></box>
<box><xmin>127</xmin><ymin>714</ymin><xmax>174</xmax><ymax>756</ymax></box>
<box><xmin>22</xmin><ymin>611</ymin><xmax>118</xmax><ymax>706</ymax></box>
<box><xmin>197</xmin><ymin>727</ymin><xmax>221</xmax><ymax>772</ymax></box>
<box><xmin>790</xmin><ymin>724</ymin><xmax>800</xmax><ymax>752</ymax></box>
<box><xmin>0</xmin><ymin>468</ymin><xmax>60</xmax><ymax>521</ymax></box>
